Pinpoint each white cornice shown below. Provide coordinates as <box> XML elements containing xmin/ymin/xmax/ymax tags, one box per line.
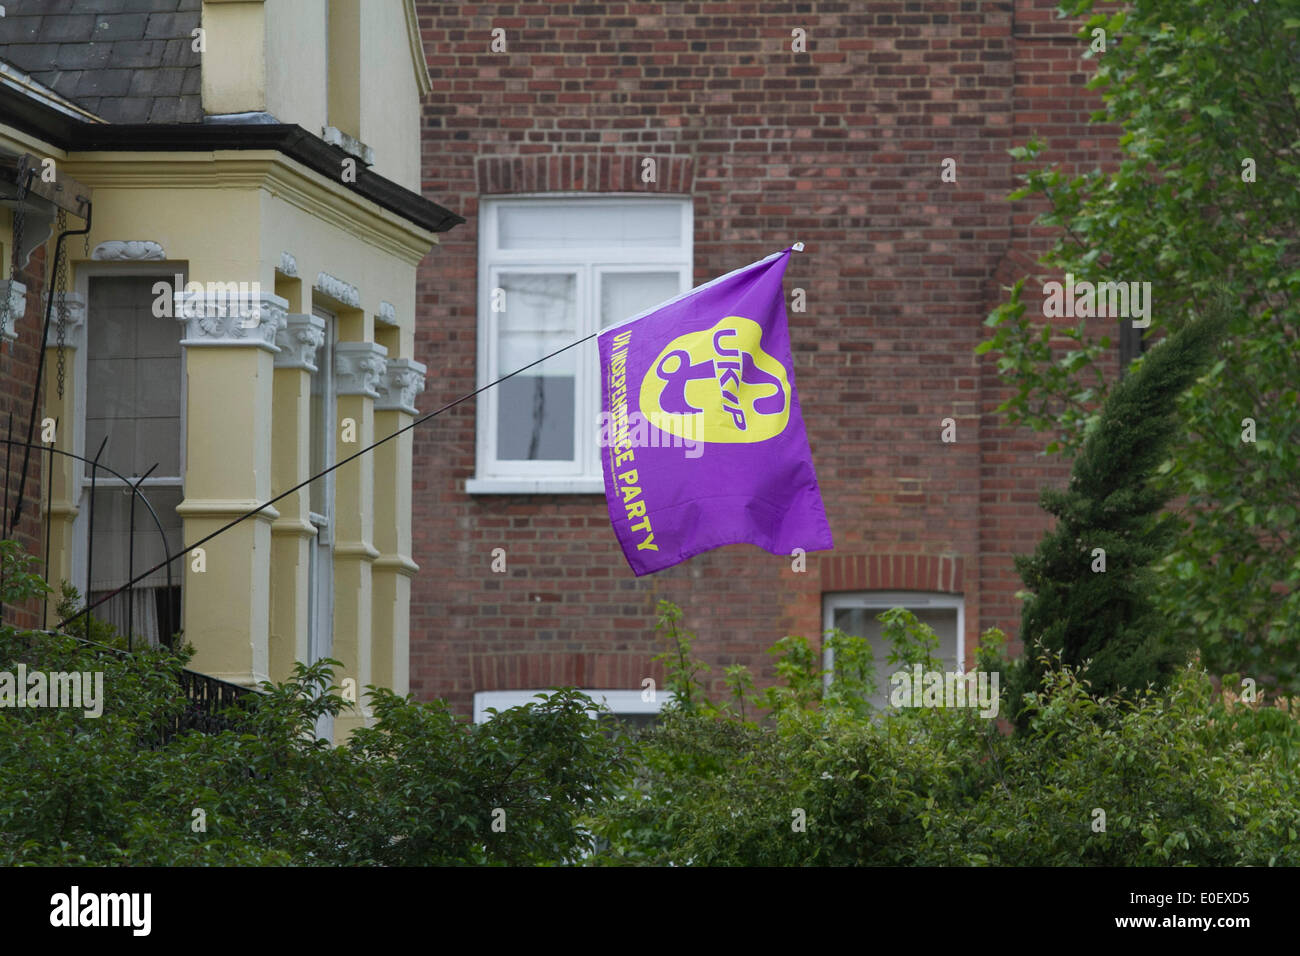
<box><xmin>375</xmin><ymin>357</ymin><xmax>426</xmax><ymax>415</ymax></box>
<box><xmin>273</xmin><ymin>313</ymin><xmax>326</xmax><ymax>370</ymax></box>
<box><xmin>335</xmin><ymin>341</ymin><xmax>388</xmax><ymax>397</ymax></box>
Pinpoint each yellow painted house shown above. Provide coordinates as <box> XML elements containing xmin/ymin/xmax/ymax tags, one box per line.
<box><xmin>0</xmin><ymin>0</ymin><xmax>460</xmax><ymax>740</ymax></box>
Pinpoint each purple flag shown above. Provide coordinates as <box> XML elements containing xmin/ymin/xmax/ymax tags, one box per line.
<box><xmin>598</xmin><ymin>246</ymin><xmax>833</xmax><ymax>575</ymax></box>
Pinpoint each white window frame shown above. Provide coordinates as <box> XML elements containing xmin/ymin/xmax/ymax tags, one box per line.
<box><xmin>69</xmin><ymin>264</ymin><xmax>188</xmax><ymax>603</ymax></box>
<box><xmin>821</xmin><ymin>591</ymin><xmax>967</xmax><ymax>692</ymax></box>
<box><xmin>473</xmin><ymin>688</ymin><xmax>675</xmax><ymax>724</ymax></box>
<box><xmin>469</xmin><ymin>194</ymin><xmax>693</xmax><ymax>495</ymax></box>
<box><xmin>307</xmin><ymin>306</ymin><xmax>336</xmax><ymax>675</ymax></box>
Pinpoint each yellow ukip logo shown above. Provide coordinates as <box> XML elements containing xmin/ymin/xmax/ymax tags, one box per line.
<box><xmin>639</xmin><ymin>316</ymin><xmax>791</xmax><ymax>444</ymax></box>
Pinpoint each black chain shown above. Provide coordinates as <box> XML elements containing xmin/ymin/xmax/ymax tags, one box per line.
<box><xmin>3</xmin><ymin>171</ymin><xmax>26</xmax><ymax>348</ymax></box>
<box><xmin>55</xmin><ymin>209</ymin><xmax>68</xmax><ymax>400</ymax></box>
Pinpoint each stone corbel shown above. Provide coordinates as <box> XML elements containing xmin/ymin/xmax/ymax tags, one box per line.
<box><xmin>42</xmin><ymin>290</ymin><xmax>87</xmax><ymax>349</ymax></box>
<box><xmin>174</xmin><ymin>289</ymin><xmax>288</xmax><ymax>351</ymax></box>
<box><xmin>334</xmin><ymin>341</ymin><xmax>388</xmax><ymax>398</ymax></box>
<box><xmin>273</xmin><ymin>313</ymin><xmax>326</xmax><ymax>371</ymax></box>
<box><xmin>278</xmin><ymin>251</ymin><xmax>298</xmax><ymax>277</ymax></box>
<box><xmin>374</xmin><ymin>357</ymin><xmax>426</xmax><ymax>415</ymax></box>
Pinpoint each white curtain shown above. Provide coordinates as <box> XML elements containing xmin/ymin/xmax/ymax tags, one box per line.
<box><xmin>90</xmin><ymin>587</ymin><xmax>163</xmax><ymax>647</ymax></box>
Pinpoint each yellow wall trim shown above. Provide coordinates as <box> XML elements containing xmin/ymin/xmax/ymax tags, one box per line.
<box><xmin>59</xmin><ymin>151</ymin><xmax>438</xmax><ymax>267</ymax></box>
<box><xmin>373</xmin><ymin>554</ymin><xmax>419</xmax><ymax>576</ymax></box>
<box><xmin>402</xmin><ymin>0</ymin><xmax>433</xmax><ymax>98</ymax></box>
<box><xmin>270</xmin><ymin>517</ymin><xmax>318</xmax><ymax>538</ymax></box>
<box><xmin>334</xmin><ymin>541</ymin><xmax>381</xmax><ymax>560</ymax></box>
<box><xmin>175</xmin><ymin>499</ymin><xmax>281</xmax><ymax>521</ymax></box>
<box><xmin>0</xmin><ymin>126</ymin><xmax>67</xmax><ymax>164</ymax></box>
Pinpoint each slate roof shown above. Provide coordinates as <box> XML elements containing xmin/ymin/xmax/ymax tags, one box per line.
<box><xmin>0</xmin><ymin>0</ymin><xmax>201</xmax><ymax>124</ymax></box>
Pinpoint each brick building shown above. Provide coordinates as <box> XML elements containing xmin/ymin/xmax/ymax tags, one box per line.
<box><xmin>408</xmin><ymin>0</ymin><xmax>1127</xmax><ymax>718</ymax></box>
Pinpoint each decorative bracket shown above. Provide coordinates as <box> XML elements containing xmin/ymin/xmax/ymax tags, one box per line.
<box><xmin>375</xmin><ymin>357</ymin><xmax>426</xmax><ymax>415</ymax></box>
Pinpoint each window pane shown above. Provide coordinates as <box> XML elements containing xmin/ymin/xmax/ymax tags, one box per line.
<box><xmin>497</xmin><ymin>376</ymin><xmax>575</xmax><ymax>461</ymax></box>
<box><xmin>496</xmin><ymin>273</ymin><xmax>576</xmax><ymax>461</ymax></box>
<box><xmin>84</xmin><ymin>484</ymin><xmax>184</xmax><ymax>592</ymax></box>
<box><xmin>831</xmin><ymin>605</ymin><xmax>960</xmax><ymax>709</ymax></box>
<box><xmin>135</xmin><ymin>420</ymin><xmax>181</xmax><ymax>477</ymax></box>
<box><xmin>84</xmin><ymin>484</ymin><xmax>183</xmax><ymax>648</ymax></box>
<box><xmin>499</xmin><ymin>202</ymin><xmax>682</xmax><ymax>250</ymax></box>
<box><xmin>86</xmin><ymin>276</ymin><xmax>181</xmax><ymax>479</ymax></box>
<box><xmin>601</xmin><ymin>272</ymin><xmax>681</xmax><ymax>327</ymax></box>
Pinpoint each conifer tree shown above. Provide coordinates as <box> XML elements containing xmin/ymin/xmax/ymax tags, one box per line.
<box><xmin>1011</xmin><ymin>295</ymin><xmax>1231</xmax><ymax>717</ymax></box>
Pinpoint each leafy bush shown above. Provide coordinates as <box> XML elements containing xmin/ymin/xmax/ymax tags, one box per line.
<box><xmin>7</xmin><ymin>537</ymin><xmax>1296</xmax><ymax>866</ymax></box>
<box><xmin>588</xmin><ymin>601</ymin><xmax>1300</xmax><ymax>866</ymax></box>
<box><xmin>0</xmin><ymin>541</ymin><xmax>627</xmax><ymax>866</ymax></box>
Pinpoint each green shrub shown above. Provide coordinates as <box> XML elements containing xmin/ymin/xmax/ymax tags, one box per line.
<box><xmin>0</xmin><ymin>540</ymin><xmax>628</xmax><ymax>866</ymax></box>
<box><xmin>589</xmin><ymin>602</ymin><xmax>1300</xmax><ymax>866</ymax></box>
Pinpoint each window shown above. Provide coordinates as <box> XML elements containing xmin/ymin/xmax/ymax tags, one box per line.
<box><xmin>470</xmin><ymin>197</ymin><xmax>692</xmax><ymax>494</ymax></box>
<box><xmin>308</xmin><ymin>307</ymin><xmax>336</xmax><ymax>740</ymax></box>
<box><xmin>74</xmin><ymin>274</ymin><xmax>184</xmax><ymax>646</ymax></box>
<box><xmin>822</xmin><ymin>592</ymin><xmax>965</xmax><ymax>711</ymax></box>
<box><xmin>473</xmin><ymin>689</ymin><xmax>674</xmax><ymax>729</ymax></box>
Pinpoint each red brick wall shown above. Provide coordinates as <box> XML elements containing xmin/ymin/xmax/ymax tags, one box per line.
<box><xmin>411</xmin><ymin>0</ymin><xmax>1123</xmax><ymax>715</ymax></box>
<box><xmin>2</xmin><ymin>240</ymin><xmax>48</xmax><ymax>629</ymax></box>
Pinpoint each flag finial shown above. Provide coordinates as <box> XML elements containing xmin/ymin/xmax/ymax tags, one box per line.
<box><xmin>792</xmin><ymin>241</ymin><xmax>805</xmax><ymax>252</ymax></box>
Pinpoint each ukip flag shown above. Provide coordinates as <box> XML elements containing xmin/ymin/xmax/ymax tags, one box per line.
<box><xmin>598</xmin><ymin>245</ymin><xmax>833</xmax><ymax>576</ymax></box>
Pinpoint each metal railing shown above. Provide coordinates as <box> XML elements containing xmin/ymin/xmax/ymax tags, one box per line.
<box><xmin>4</xmin><ymin>627</ymin><xmax>259</xmax><ymax>746</ymax></box>
<box><xmin>168</xmin><ymin>667</ymin><xmax>259</xmax><ymax>743</ymax></box>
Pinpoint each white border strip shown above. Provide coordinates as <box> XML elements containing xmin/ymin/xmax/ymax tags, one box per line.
<box><xmin>474</xmin><ymin>688</ymin><xmax>675</xmax><ymax>723</ymax></box>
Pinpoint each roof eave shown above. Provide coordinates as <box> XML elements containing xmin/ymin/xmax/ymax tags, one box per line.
<box><xmin>0</xmin><ymin>83</ymin><xmax>463</xmax><ymax>235</ymax></box>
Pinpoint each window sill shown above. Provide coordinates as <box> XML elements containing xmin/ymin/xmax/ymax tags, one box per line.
<box><xmin>465</xmin><ymin>477</ymin><xmax>605</xmax><ymax>495</ymax></box>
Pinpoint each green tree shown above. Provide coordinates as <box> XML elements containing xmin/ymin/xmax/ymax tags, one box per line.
<box><xmin>980</xmin><ymin>0</ymin><xmax>1300</xmax><ymax>696</ymax></box>
<box><xmin>1011</xmin><ymin>297</ymin><xmax>1230</xmax><ymax>716</ymax></box>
